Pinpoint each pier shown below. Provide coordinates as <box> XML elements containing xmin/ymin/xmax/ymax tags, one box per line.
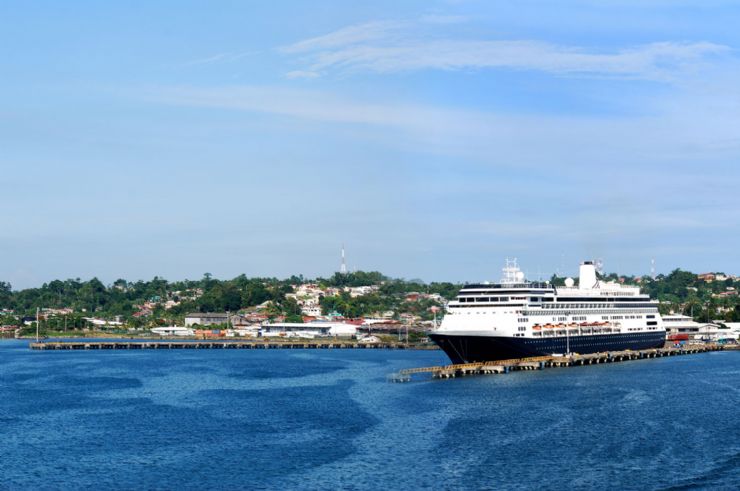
<box><xmin>29</xmin><ymin>340</ymin><xmax>422</xmax><ymax>351</ymax></box>
<box><xmin>388</xmin><ymin>344</ymin><xmax>733</xmax><ymax>382</ymax></box>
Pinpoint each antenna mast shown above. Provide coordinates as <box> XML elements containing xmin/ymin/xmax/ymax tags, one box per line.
<box><xmin>340</xmin><ymin>244</ymin><xmax>347</xmax><ymax>274</ymax></box>
<box><xmin>501</xmin><ymin>258</ymin><xmax>523</xmax><ymax>285</ymax></box>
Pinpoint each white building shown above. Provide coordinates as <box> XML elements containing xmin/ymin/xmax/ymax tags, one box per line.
<box><xmin>300</xmin><ymin>304</ymin><xmax>323</xmax><ymax>317</ymax></box>
<box><xmin>260</xmin><ymin>322</ymin><xmax>357</xmax><ymax>339</ymax></box>
<box><xmin>663</xmin><ymin>314</ymin><xmax>701</xmax><ymax>338</ymax></box>
<box><xmin>721</xmin><ymin>322</ymin><xmax>740</xmax><ymax>342</ymax></box>
<box><xmin>348</xmin><ymin>285</ymin><xmax>379</xmax><ymax>297</ymax></box>
<box><xmin>225</xmin><ymin>328</ymin><xmax>260</xmax><ymax>338</ymax></box>
<box><xmin>84</xmin><ymin>317</ymin><xmax>124</xmax><ymax>327</ymax></box>
<box><xmin>151</xmin><ymin>326</ymin><xmax>195</xmax><ymax>336</ymax></box>
<box><xmin>663</xmin><ymin>314</ymin><xmax>729</xmax><ymax>341</ymax></box>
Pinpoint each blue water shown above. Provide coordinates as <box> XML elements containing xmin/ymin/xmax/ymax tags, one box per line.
<box><xmin>1</xmin><ymin>340</ymin><xmax>738</xmax><ymax>490</ymax></box>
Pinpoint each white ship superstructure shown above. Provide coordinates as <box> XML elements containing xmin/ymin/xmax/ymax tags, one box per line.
<box><xmin>430</xmin><ymin>260</ymin><xmax>666</xmax><ymax>363</ymax></box>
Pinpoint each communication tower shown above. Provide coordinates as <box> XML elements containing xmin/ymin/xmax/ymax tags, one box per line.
<box><xmin>340</xmin><ymin>244</ymin><xmax>347</xmax><ymax>274</ymax></box>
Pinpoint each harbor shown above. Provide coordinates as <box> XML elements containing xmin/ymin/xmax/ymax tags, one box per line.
<box><xmin>5</xmin><ymin>335</ymin><xmax>739</xmax><ymax>489</ymax></box>
<box><xmin>389</xmin><ymin>343</ymin><xmax>735</xmax><ymax>382</ymax></box>
<box><xmin>5</xmin><ymin>1</ymin><xmax>740</xmax><ymax>488</ymax></box>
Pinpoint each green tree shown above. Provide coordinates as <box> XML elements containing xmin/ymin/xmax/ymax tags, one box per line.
<box><xmin>0</xmin><ymin>281</ymin><xmax>12</xmax><ymax>308</ymax></box>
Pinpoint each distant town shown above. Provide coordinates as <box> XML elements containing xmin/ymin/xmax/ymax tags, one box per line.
<box><xmin>1</xmin><ymin>268</ymin><xmax>739</xmax><ymax>341</ymax></box>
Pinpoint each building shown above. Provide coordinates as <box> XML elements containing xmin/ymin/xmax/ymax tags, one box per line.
<box><xmin>663</xmin><ymin>314</ymin><xmax>727</xmax><ymax>342</ymax></box>
<box><xmin>151</xmin><ymin>326</ymin><xmax>195</xmax><ymax>336</ymax></box>
<box><xmin>663</xmin><ymin>314</ymin><xmax>702</xmax><ymax>340</ymax></box>
<box><xmin>133</xmin><ymin>308</ymin><xmax>152</xmax><ymax>318</ymax></box>
<box><xmin>348</xmin><ymin>285</ymin><xmax>378</xmax><ymax>297</ymax></box>
<box><xmin>42</xmin><ymin>308</ymin><xmax>74</xmax><ymax>316</ymax></box>
<box><xmin>260</xmin><ymin>322</ymin><xmax>358</xmax><ymax>339</ymax></box>
<box><xmin>695</xmin><ymin>324</ymin><xmax>738</xmax><ymax>342</ymax></box>
<box><xmin>84</xmin><ymin>317</ymin><xmax>124</xmax><ymax>327</ymax></box>
<box><xmin>185</xmin><ymin>312</ymin><xmax>230</xmax><ymax>327</ymax></box>
<box><xmin>227</xmin><ymin>327</ymin><xmax>260</xmax><ymax>338</ymax></box>
<box><xmin>720</xmin><ymin>322</ymin><xmax>740</xmax><ymax>342</ymax></box>
<box><xmin>300</xmin><ymin>304</ymin><xmax>322</xmax><ymax>316</ymax></box>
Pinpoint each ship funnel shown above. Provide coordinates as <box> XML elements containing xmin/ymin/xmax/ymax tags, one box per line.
<box><xmin>579</xmin><ymin>261</ymin><xmax>598</xmax><ymax>289</ymax></box>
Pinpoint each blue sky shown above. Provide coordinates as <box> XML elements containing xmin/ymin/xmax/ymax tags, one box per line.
<box><xmin>1</xmin><ymin>0</ymin><xmax>739</xmax><ymax>288</ymax></box>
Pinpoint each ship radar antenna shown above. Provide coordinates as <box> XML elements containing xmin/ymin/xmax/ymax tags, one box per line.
<box><xmin>501</xmin><ymin>257</ymin><xmax>524</xmax><ymax>285</ymax></box>
<box><xmin>651</xmin><ymin>258</ymin><xmax>656</xmax><ymax>280</ymax></box>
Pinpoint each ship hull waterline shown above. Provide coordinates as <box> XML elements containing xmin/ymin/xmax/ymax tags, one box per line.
<box><xmin>429</xmin><ymin>331</ymin><xmax>667</xmax><ymax>364</ymax></box>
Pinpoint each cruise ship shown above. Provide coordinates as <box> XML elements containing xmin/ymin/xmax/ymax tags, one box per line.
<box><xmin>429</xmin><ymin>260</ymin><xmax>666</xmax><ymax>363</ymax></box>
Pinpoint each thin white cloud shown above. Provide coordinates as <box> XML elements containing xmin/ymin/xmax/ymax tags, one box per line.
<box><xmin>149</xmin><ymin>85</ymin><xmax>466</xmax><ymax>130</ymax></box>
<box><xmin>146</xmin><ymin>79</ymin><xmax>740</xmax><ymax>166</ymax></box>
<box><xmin>281</xmin><ymin>19</ymin><xmax>730</xmax><ymax>80</ymax></box>
<box><xmin>280</xmin><ymin>20</ymin><xmax>405</xmax><ymax>54</ymax></box>
<box><xmin>182</xmin><ymin>51</ymin><xmax>258</xmax><ymax>67</ymax></box>
<box><xmin>419</xmin><ymin>14</ymin><xmax>469</xmax><ymax>24</ymax></box>
<box><xmin>285</xmin><ymin>70</ymin><xmax>320</xmax><ymax>79</ymax></box>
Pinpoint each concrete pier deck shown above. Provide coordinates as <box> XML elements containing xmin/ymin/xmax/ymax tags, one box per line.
<box><xmin>29</xmin><ymin>340</ymin><xmax>419</xmax><ymax>351</ymax></box>
<box><xmin>389</xmin><ymin>344</ymin><xmax>732</xmax><ymax>382</ymax></box>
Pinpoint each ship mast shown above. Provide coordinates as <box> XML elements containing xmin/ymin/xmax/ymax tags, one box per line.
<box><xmin>501</xmin><ymin>258</ymin><xmax>524</xmax><ymax>285</ymax></box>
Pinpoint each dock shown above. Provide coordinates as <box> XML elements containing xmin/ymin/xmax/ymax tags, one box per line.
<box><xmin>388</xmin><ymin>344</ymin><xmax>732</xmax><ymax>382</ymax></box>
<box><xmin>29</xmin><ymin>340</ymin><xmax>419</xmax><ymax>351</ymax></box>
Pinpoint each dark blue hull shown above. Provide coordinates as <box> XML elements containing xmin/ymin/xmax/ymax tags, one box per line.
<box><xmin>429</xmin><ymin>331</ymin><xmax>666</xmax><ymax>364</ymax></box>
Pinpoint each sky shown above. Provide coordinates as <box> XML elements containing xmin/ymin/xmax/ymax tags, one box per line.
<box><xmin>1</xmin><ymin>0</ymin><xmax>739</xmax><ymax>288</ymax></box>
